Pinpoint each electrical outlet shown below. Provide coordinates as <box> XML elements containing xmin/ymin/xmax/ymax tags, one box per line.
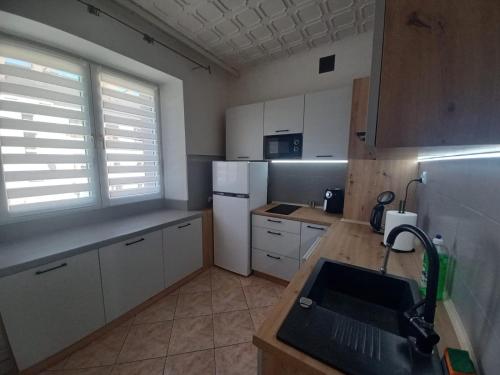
<box><xmin>420</xmin><ymin>171</ymin><xmax>428</xmax><ymax>184</ymax></box>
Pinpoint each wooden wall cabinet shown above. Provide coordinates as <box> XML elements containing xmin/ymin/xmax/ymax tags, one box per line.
<box><xmin>226</xmin><ymin>103</ymin><xmax>264</xmax><ymax>160</ymax></box>
<box><xmin>368</xmin><ymin>0</ymin><xmax>500</xmax><ymax>148</ymax></box>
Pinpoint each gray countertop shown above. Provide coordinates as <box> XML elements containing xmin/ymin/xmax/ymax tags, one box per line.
<box><xmin>0</xmin><ymin>209</ymin><xmax>202</xmax><ymax>278</ymax></box>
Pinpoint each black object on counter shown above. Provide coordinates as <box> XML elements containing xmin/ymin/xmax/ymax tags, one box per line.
<box><xmin>266</xmin><ymin>204</ymin><xmax>301</xmax><ymax>215</ymax></box>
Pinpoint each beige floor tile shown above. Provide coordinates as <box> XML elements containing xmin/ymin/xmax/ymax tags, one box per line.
<box><xmin>164</xmin><ymin>349</ymin><xmax>215</xmax><ymax>375</ymax></box>
<box><xmin>111</xmin><ymin>358</ymin><xmax>165</xmax><ymax>375</ymax></box>
<box><xmin>117</xmin><ymin>322</ymin><xmax>172</xmax><ymax>363</ymax></box>
<box><xmin>168</xmin><ymin>315</ymin><xmax>214</xmax><ymax>355</ymax></box>
<box><xmin>65</xmin><ymin>327</ymin><xmax>129</xmax><ymax>369</ymax></box>
<box><xmin>249</xmin><ymin>306</ymin><xmax>274</xmax><ymax>331</ymax></box>
<box><xmin>239</xmin><ymin>275</ymin><xmax>274</xmax><ymax>288</ymax></box>
<box><xmin>179</xmin><ymin>271</ymin><xmax>211</xmax><ymax>294</ymax></box>
<box><xmin>134</xmin><ymin>295</ymin><xmax>178</xmax><ymax>324</ymax></box>
<box><xmin>211</xmin><ymin>287</ymin><xmax>248</xmax><ymax>314</ymax></box>
<box><xmin>214</xmin><ymin>343</ymin><xmax>257</xmax><ymax>375</ymax></box>
<box><xmin>242</xmin><ymin>285</ymin><xmax>279</xmax><ymax>308</ymax></box>
<box><xmin>213</xmin><ymin>310</ymin><xmax>254</xmax><ymax>348</ymax></box>
<box><xmin>175</xmin><ymin>291</ymin><xmax>212</xmax><ymax>318</ymax></box>
<box><xmin>272</xmin><ymin>283</ymin><xmax>287</xmax><ymax>297</ymax></box>
<box><xmin>42</xmin><ymin>366</ymin><xmax>112</xmax><ymax>375</ymax></box>
<box><xmin>211</xmin><ymin>268</ymin><xmax>242</xmax><ymax>290</ymax></box>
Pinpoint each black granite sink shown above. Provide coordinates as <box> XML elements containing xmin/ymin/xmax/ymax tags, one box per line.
<box><xmin>277</xmin><ymin>258</ymin><xmax>442</xmax><ymax>375</ymax></box>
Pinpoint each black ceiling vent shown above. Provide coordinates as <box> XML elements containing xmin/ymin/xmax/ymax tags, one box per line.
<box><xmin>319</xmin><ymin>54</ymin><xmax>335</xmax><ymax>74</ymax></box>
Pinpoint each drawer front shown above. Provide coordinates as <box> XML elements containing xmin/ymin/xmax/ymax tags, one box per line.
<box><xmin>252</xmin><ymin>214</ymin><xmax>300</xmax><ymax>234</ymax></box>
<box><xmin>252</xmin><ymin>249</ymin><xmax>299</xmax><ymax>281</ymax></box>
<box><xmin>252</xmin><ymin>226</ymin><xmax>300</xmax><ymax>259</ymax></box>
<box><xmin>300</xmin><ymin>222</ymin><xmax>329</xmax><ymax>259</ymax></box>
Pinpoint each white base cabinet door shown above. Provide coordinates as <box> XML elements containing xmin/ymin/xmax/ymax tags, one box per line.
<box><xmin>99</xmin><ymin>230</ymin><xmax>164</xmax><ymax>322</ymax></box>
<box><xmin>163</xmin><ymin>218</ymin><xmax>203</xmax><ymax>288</ymax></box>
<box><xmin>226</xmin><ymin>103</ymin><xmax>264</xmax><ymax>161</ymax></box>
<box><xmin>0</xmin><ymin>250</ymin><xmax>105</xmax><ymax>370</ymax></box>
<box><xmin>300</xmin><ymin>222</ymin><xmax>329</xmax><ymax>261</ymax></box>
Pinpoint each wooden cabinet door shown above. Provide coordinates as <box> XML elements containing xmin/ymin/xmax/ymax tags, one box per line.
<box><xmin>163</xmin><ymin>218</ymin><xmax>203</xmax><ymax>288</ymax></box>
<box><xmin>375</xmin><ymin>0</ymin><xmax>500</xmax><ymax>147</ymax></box>
<box><xmin>0</xmin><ymin>250</ymin><xmax>105</xmax><ymax>370</ymax></box>
<box><xmin>303</xmin><ymin>87</ymin><xmax>352</xmax><ymax>160</ymax></box>
<box><xmin>99</xmin><ymin>230</ymin><xmax>164</xmax><ymax>322</ymax></box>
<box><xmin>226</xmin><ymin>103</ymin><xmax>264</xmax><ymax>160</ymax></box>
<box><xmin>264</xmin><ymin>95</ymin><xmax>304</xmax><ymax>136</ymax></box>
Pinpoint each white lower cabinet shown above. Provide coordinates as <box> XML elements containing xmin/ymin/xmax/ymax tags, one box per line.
<box><xmin>0</xmin><ymin>250</ymin><xmax>105</xmax><ymax>370</ymax></box>
<box><xmin>300</xmin><ymin>222</ymin><xmax>328</xmax><ymax>260</ymax></box>
<box><xmin>251</xmin><ymin>214</ymin><xmax>331</xmax><ymax>281</ymax></box>
<box><xmin>163</xmin><ymin>218</ymin><xmax>203</xmax><ymax>288</ymax></box>
<box><xmin>99</xmin><ymin>230</ymin><xmax>164</xmax><ymax>322</ymax></box>
<box><xmin>252</xmin><ymin>249</ymin><xmax>299</xmax><ymax>281</ymax></box>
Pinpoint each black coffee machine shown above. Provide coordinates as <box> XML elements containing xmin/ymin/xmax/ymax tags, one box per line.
<box><xmin>370</xmin><ymin>191</ymin><xmax>395</xmax><ymax>234</ymax></box>
<box><xmin>323</xmin><ymin>188</ymin><xmax>344</xmax><ymax>214</ymax></box>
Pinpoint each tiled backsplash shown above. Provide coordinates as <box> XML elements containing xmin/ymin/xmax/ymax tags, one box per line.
<box><xmin>416</xmin><ymin>158</ymin><xmax>500</xmax><ymax>375</ymax></box>
<box><xmin>268</xmin><ymin>163</ymin><xmax>347</xmax><ymax>205</ymax></box>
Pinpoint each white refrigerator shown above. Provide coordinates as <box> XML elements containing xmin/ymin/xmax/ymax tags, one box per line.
<box><xmin>212</xmin><ymin>161</ymin><xmax>268</xmax><ymax>276</ymax></box>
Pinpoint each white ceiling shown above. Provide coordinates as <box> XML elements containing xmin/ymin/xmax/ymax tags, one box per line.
<box><xmin>125</xmin><ymin>0</ymin><xmax>375</xmax><ymax>71</ymax></box>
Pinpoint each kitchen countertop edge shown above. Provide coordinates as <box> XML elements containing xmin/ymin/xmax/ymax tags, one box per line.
<box><xmin>0</xmin><ymin>209</ymin><xmax>202</xmax><ymax>278</ymax></box>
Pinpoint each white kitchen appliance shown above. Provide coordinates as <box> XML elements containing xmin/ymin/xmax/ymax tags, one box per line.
<box><xmin>212</xmin><ymin>161</ymin><xmax>268</xmax><ymax>276</ymax></box>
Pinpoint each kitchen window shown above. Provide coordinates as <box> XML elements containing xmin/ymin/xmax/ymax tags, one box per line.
<box><xmin>0</xmin><ymin>39</ymin><xmax>98</xmax><ymax>215</ymax></box>
<box><xmin>0</xmin><ymin>37</ymin><xmax>164</xmax><ymax>221</ymax></box>
<box><xmin>94</xmin><ymin>69</ymin><xmax>162</xmax><ymax>204</ymax></box>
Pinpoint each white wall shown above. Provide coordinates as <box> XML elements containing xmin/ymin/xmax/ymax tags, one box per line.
<box><xmin>228</xmin><ymin>32</ymin><xmax>373</xmax><ymax>106</ymax></box>
<box><xmin>0</xmin><ymin>0</ymin><xmax>230</xmax><ymax>157</ymax></box>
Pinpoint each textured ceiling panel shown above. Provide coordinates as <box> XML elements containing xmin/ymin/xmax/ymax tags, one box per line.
<box><xmin>130</xmin><ymin>0</ymin><xmax>375</xmax><ymax>69</ymax></box>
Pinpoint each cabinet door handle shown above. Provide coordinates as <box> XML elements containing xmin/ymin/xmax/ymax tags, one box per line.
<box><xmin>267</xmin><ymin>230</ymin><xmax>282</xmax><ymax>236</ymax></box>
<box><xmin>266</xmin><ymin>254</ymin><xmax>281</xmax><ymax>260</ymax></box>
<box><xmin>237</xmin><ymin>156</ymin><xmax>249</xmax><ymax>159</ymax></box>
<box><xmin>307</xmin><ymin>225</ymin><xmax>325</xmax><ymax>231</ymax></box>
<box><xmin>316</xmin><ymin>155</ymin><xmax>333</xmax><ymax>158</ymax></box>
<box><xmin>267</xmin><ymin>219</ymin><xmax>282</xmax><ymax>223</ymax></box>
<box><xmin>125</xmin><ymin>238</ymin><xmax>145</xmax><ymax>246</ymax></box>
<box><xmin>35</xmin><ymin>262</ymin><xmax>67</xmax><ymax>275</ymax></box>
<box><xmin>275</xmin><ymin>129</ymin><xmax>289</xmax><ymax>133</ymax></box>
<box><xmin>177</xmin><ymin>223</ymin><xmax>191</xmax><ymax>229</ymax></box>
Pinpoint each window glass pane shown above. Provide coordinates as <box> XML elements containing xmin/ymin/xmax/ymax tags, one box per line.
<box><xmin>0</xmin><ymin>42</ymin><xmax>96</xmax><ymax>214</ymax></box>
<box><xmin>97</xmin><ymin>71</ymin><xmax>161</xmax><ymax>202</ymax></box>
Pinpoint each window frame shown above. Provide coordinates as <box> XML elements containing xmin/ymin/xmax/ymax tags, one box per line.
<box><xmin>91</xmin><ymin>65</ymin><xmax>164</xmax><ymax>207</ymax></box>
<box><xmin>0</xmin><ymin>35</ymin><xmax>165</xmax><ymax>223</ymax></box>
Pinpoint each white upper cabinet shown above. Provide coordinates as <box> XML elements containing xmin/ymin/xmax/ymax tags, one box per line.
<box><xmin>264</xmin><ymin>95</ymin><xmax>305</xmax><ymax>136</ymax></box>
<box><xmin>302</xmin><ymin>87</ymin><xmax>352</xmax><ymax>160</ymax></box>
<box><xmin>226</xmin><ymin>103</ymin><xmax>264</xmax><ymax>161</ymax></box>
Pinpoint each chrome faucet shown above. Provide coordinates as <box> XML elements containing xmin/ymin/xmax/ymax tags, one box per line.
<box><xmin>381</xmin><ymin>224</ymin><xmax>440</xmax><ymax>354</ymax></box>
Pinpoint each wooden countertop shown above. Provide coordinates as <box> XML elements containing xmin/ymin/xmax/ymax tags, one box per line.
<box><xmin>253</xmin><ymin>220</ymin><xmax>460</xmax><ymax>375</ymax></box>
<box><xmin>252</xmin><ymin>203</ymin><xmax>342</xmax><ymax>226</ymax></box>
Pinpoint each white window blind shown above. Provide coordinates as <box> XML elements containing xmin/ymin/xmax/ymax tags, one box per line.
<box><xmin>96</xmin><ymin>71</ymin><xmax>162</xmax><ymax>202</ymax></box>
<box><xmin>0</xmin><ymin>41</ymin><xmax>97</xmax><ymax>214</ymax></box>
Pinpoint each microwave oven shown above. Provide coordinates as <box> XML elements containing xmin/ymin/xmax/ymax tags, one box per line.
<box><xmin>264</xmin><ymin>134</ymin><xmax>303</xmax><ymax>159</ymax></box>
